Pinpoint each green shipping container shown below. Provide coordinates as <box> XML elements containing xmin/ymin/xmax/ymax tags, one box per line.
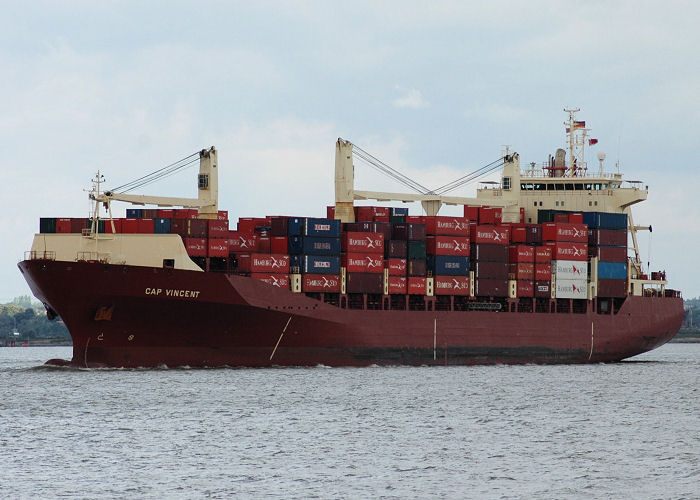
<box><xmin>408</xmin><ymin>240</ymin><xmax>426</xmax><ymax>259</ymax></box>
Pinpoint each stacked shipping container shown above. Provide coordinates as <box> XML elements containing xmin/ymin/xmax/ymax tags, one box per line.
<box><xmin>38</xmin><ymin>204</ymin><xmax>631</xmax><ymax>303</ymax></box>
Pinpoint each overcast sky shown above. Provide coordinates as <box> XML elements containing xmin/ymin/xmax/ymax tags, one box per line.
<box><xmin>1</xmin><ymin>1</ymin><xmax>699</xmax><ymax>301</ymax></box>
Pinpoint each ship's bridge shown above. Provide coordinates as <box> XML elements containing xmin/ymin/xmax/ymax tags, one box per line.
<box><xmin>475</xmin><ymin>155</ymin><xmax>648</xmax><ymax>225</ymax></box>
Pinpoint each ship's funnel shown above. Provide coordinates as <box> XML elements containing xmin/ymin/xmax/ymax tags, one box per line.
<box><xmin>554</xmin><ymin>148</ymin><xmax>566</xmax><ymax>177</ymax></box>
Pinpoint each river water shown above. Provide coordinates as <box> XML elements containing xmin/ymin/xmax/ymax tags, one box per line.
<box><xmin>1</xmin><ymin>344</ymin><xmax>697</xmax><ymax>499</ymax></box>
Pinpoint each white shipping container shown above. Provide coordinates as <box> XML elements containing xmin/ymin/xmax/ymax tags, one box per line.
<box><xmin>554</xmin><ymin>278</ymin><xmax>588</xmax><ymax>299</ymax></box>
<box><xmin>553</xmin><ymin>260</ymin><xmax>588</xmax><ymax>281</ymax></box>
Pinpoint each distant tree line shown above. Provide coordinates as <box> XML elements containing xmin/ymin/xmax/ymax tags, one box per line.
<box><xmin>0</xmin><ymin>296</ymin><xmax>70</xmax><ymax>344</ymax></box>
<box><xmin>682</xmin><ymin>297</ymin><xmax>699</xmax><ymax>332</ymax></box>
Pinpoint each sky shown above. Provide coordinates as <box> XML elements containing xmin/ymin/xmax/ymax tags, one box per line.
<box><xmin>1</xmin><ymin>1</ymin><xmax>699</xmax><ymax>302</ymax></box>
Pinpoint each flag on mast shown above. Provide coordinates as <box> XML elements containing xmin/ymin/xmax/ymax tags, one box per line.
<box><xmin>589</xmin><ymin>138</ymin><xmax>599</xmax><ymax>145</ymax></box>
<box><xmin>573</xmin><ymin>121</ymin><xmax>586</xmax><ymax>129</ymax></box>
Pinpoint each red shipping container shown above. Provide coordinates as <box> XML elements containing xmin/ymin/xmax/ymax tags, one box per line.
<box><xmin>228</xmin><ymin>231</ymin><xmax>258</xmax><ymax>252</ymax></box>
<box><xmin>472</xmin><ymin>225</ymin><xmax>510</xmax><ymax>245</ymax></box>
<box><xmin>408</xmin><ymin>277</ymin><xmax>427</xmax><ymax>295</ymax></box>
<box><xmin>509</xmin><ymin>245</ymin><xmax>535</xmax><ymax>263</ymax></box>
<box><xmin>535</xmin><ymin>263</ymin><xmax>552</xmax><ymax>281</ymax></box>
<box><xmin>387</xmin><ymin>258</ymin><xmax>407</xmax><ymax>276</ymax></box>
<box><xmin>545</xmin><ymin>241</ymin><xmax>588</xmax><ymax>261</ymax></box>
<box><xmin>568</xmin><ymin>212</ymin><xmax>583</xmax><ymax>224</ymax></box>
<box><xmin>208</xmin><ymin>238</ymin><xmax>229</xmax><ymax>257</ymax></box>
<box><xmin>302</xmin><ymin>274</ymin><xmax>341</xmax><ymax>292</ymax></box>
<box><xmin>511</xmin><ymin>226</ymin><xmax>527</xmax><ymax>243</ymax></box>
<box><xmin>426</xmin><ymin>236</ymin><xmax>469</xmax><ymax>256</ymax></box>
<box><xmin>175</xmin><ymin>209</ymin><xmax>199</xmax><ymax>219</ymax></box>
<box><xmin>346</xmin><ymin>272</ymin><xmax>383</xmax><ymax>294</ymax></box>
<box><xmin>207</xmin><ymin>219</ymin><xmax>229</xmax><ymax>238</ymax></box>
<box><xmin>510</xmin><ymin>262</ymin><xmax>534</xmax><ymax>280</ymax></box>
<box><xmin>405</xmin><ymin>215</ymin><xmax>425</xmax><ymax>224</ymax></box>
<box><xmin>535</xmin><ymin>246</ymin><xmax>553</xmax><ymax>263</ymax></box>
<box><xmin>237</xmin><ymin>217</ymin><xmax>268</xmax><ymax>234</ymax></box>
<box><xmin>474</xmin><ymin>278</ymin><xmax>509</xmax><ymax>297</ymax></box>
<box><xmin>356</xmin><ymin>206</ymin><xmax>390</xmax><ymax>221</ymax></box>
<box><xmin>478</xmin><ymin>207</ymin><xmax>503</xmax><ymax>225</ymax></box>
<box><xmin>385</xmin><ymin>240</ymin><xmax>407</xmax><ymax>258</ymax></box>
<box><xmin>471</xmin><ymin>243</ymin><xmax>509</xmax><ymax>262</ymax></box>
<box><xmin>598</xmin><ymin>278</ymin><xmax>627</xmax><ymax>297</ymax></box>
<box><xmin>172</xmin><ymin>218</ymin><xmax>207</xmax><ymax>237</ymax></box>
<box><xmin>247</xmin><ymin>253</ymin><xmax>290</xmax><ymax>273</ymax></box>
<box><xmin>185</xmin><ymin>238</ymin><xmax>207</xmax><ymax>256</ymax></box>
<box><xmin>270</xmin><ymin>236</ymin><xmax>288</xmax><ymax>254</ymax></box>
<box><xmin>137</xmin><ymin>218</ymin><xmax>154</xmax><ymax>233</ymax></box>
<box><xmin>217</xmin><ymin>211</ymin><xmax>228</xmax><ymax>221</ymax></box>
<box><xmin>56</xmin><ymin>218</ymin><xmax>72</xmax><ymax>233</ymax></box>
<box><xmin>463</xmin><ymin>206</ymin><xmax>479</xmax><ymax>222</ymax></box>
<box><xmin>434</xmin><ymin>276</ymin><xmax>470</xmax><ymax>295</ymax></box>
<box><xmin>589</xmin><ymin>229</ymin><xmax>627</xmax><ymax>246</ymax></box>
<box><xmin>342</xmin><ymin>253</ymin><xmax>384</xmax><ymax>274</ymax></box>
<box><xmin>104</xmin><ymin>219</ymin><xmax>122</xmax><ymax>234</ymax></box>
<box><xmin>121</xmin><ymin>218</ymin><xmax>139</xmax><ymax>233</ymax></box>
<box><xmin>251</xmin><ymin>273</ymin><xmax>290</xmax><ymax>289</ymax></box>
<box><xmin>158</xmin><ymin>209</ymin><xmax>175</xmax><ymax>218</ymax></box>
<box><xmin>594</xmin><ymin>246</ymin><xmax>627</xmax><ymax>262</ymax></box>
<box><xmin>473</xmin><ymin>261</ymin><xmax>509</xmax><ymax>279</ymax></box>
<box><xmin>535</xmin><ymin>280</ymin><xmax>551</xmax><ymax>298</ymax></box>
<box><xmin>519</xmin><ymin>207</ymin><xmax>525</xmax><ymax>224</ymax></box>
<box><xmin>387</xmin><ymin>276</ymin><xmax>407</xmax><ymax>294</ymax></box>
<box><xmin>554</xmin><ymin>213</ymin><xmax>569</xmax><ymax>223</ymax></box>
<box><xmin>258</xmin><ymin>236</ymin><xmax>271</xmax><ymax>253</ymax></box>
<box><xmin>407</xmin><ymin>259</ymin><xmax>427</xmax><ymax>277</ymax></box>
<box><xmin>342</xmin><ymin>232</ymin><xmax>384</xmax><ymax>254</ymax></box>
<box><xmin>424</xmin><ymin>216</ymin><xmax>470</xmax><ymax>236</ymax></box>
<box><xmin>326</xmin><ymin>206</ymin><xmax>335</xmax><ymax>219</ymax></box>
<box><xmin>70</xmin><ymin>218</ymin><xmax>90</xmax><ymax>234</ymax></box>
<box><xmin>542</xmin><ymin>223</ymin><xmax>588</xmax><ymax>243</ymax></box>
<box><xmin>517</xmin><ymin>280</ymin><xmax>534</xmax><ymax>297</ymax></box>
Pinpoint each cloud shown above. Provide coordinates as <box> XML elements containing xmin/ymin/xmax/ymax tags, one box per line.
<box><xmin>392</xmin><ymin>86</ymin><xmax>429</xmax><ymax>109</ymax></box>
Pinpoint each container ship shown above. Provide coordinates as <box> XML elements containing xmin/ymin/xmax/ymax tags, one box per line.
<box><xmin>18</xmin><ymin>110</ymin><xmax>683</xmax><ymax>367</ymax></box>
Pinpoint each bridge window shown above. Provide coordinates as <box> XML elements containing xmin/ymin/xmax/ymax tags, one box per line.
<box><xmin>503</xmin><ymin>177</ymin><xmax>511</xmax><ymax>190</ymax></box>
<box><xmin>534</xmin><ymin>183</ymin><xmax>546</xmax><ymax>191</ymax></box>
<box><xmin>198</xmin><ymin>174</ymin><xmax>209</xmax><ymax>189</ymax></box>
<box><xmin>565</xmin><ymin>183</ymin><xmax>574</xmax><ymax>191</ymax></box>
<box><xmin>547</xmin><ymin>184</ymin><xmax>555</xmax><ymax>191</ymax></box>
<box><xmin>574</xmin><ymin>184</ymin><xmax>583</xmax><ymax>191</ymax></box>
<box><xmin>555</xmin><ymin>183</ymin><xmax>565</xmax><ymax>191</ymax></box>
<box><xmin>585</xmin><ymin>183</ymin><xmax>593</xmax><ymax>190</ymax></box>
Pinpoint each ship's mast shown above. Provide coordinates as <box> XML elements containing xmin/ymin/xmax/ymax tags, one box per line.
<box><xmin>564</xmin><ymin>107</ymin><xmax>588</xmax><ymax>176</ymax></box>
<box><xmin>89</xmin><ymin>171</ymin><xmax>105</xmax><ymax>235</ymax></box>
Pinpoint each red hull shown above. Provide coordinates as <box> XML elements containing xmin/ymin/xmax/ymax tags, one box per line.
<box><xmin>18</xmin><ymin>259</ymin><xmax>683</xmax><ymax>368</ymax></box>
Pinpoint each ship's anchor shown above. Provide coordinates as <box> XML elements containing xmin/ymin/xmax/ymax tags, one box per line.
<box><xmin>270</xmin><ymin>317</ymin><xmax>292</xmax><ymax>361</ymax></box>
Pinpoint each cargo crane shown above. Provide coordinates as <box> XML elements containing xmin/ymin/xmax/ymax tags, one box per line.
<box><xmin>90</xmin><ymin>147</ymin><xmax>220</xmax><ymax>234</ymax></box>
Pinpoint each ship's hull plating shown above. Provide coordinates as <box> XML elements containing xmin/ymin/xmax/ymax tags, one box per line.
<box><xmin>18</xmin><ymin>259</ymin><xmax>683</xmax><ymax>368</ymax></box>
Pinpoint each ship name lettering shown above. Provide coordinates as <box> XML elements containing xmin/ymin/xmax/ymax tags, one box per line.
<box><xmin>164</xmin><ymin>289</ymin><xmax>201</xmax><ymax>298</ymax></box>
<box><xmin>145</xmin><ymin>287</ymin><xmax>162</xmax><ymax>295</ymax></box>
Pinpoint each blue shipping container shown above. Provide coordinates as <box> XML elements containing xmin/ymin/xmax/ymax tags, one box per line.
<box><xmin>154</xmin><ymin>218</ymin><xmax>171</xmax><ymax>234</ymax></box>
<box><xmin>390</xmin><ymin>207</ymin><xmax>409</xmax><ymax>216</ymax></box>
<box><xmin>287</xmin><ymin>217</ymin><xmax>305</xmax><ymax>236</ymax></box>
<box><xmin>597</xmin><ymin>261</ymin><xmax>628</xmax><ymax>280</ymax></box>
<box><xmin>303</xmin><ymin>255</ymin><xmax>341</xmax><ymax>275</ymax></box>
<box><xmin>428</xmin><ymin>255</ymin><xmax>470</xmax><ymax>276</ymax></box>
<box><xmin>302</xmin><ymin>237</ymin><xmax>341</xmax><ymax>255</ymax></box>
<box><xmin>126</xmin><ymin>208</ymin><xmax>143</xmax><ymax>218</ymax></box>
<box><xmin>304</xmin><ymin>218</ymin><xmax>341</xmax><ymax>237</ymax></box>
<box><xmin>287</xmin><ymin>236</ymin><xmax>303</xmax><ymax>255</ymax></box>
<box><xmin>582</xmin><ymin>211</ymin><xmax>628</xmax><ymax>230</ymax></box>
